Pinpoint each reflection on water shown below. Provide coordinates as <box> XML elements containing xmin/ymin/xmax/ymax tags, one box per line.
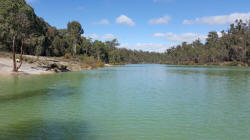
<box><xmin>0</xmin><ymin>64</ymin><xmax>250</xmax><ymax>140</ymax></box>
<box><xmin>0</xmin><ymin>120</ymin><xmax>95</xmax><ymax>140</ymax></box>
<box><xmin>0</xmin><ymin>73</ymin><xmax>85</xmax><ymax>101</ymax></box>
<box><xmin>0</xmin><ymin>88</ymin><xmax>51</xmax><ymax>103</ymax></box>
<box><xmin>167</xmin><ymin>66</ymin><xmax>250</xmax><ymax>77</ymax></box>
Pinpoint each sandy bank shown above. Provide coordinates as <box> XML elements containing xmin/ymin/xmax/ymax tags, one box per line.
<box><xmin>0</xmin><ymin>57</ymin><xmax>54</xmax><ymax>76</ymax></box>
<box><xmin>0</xmin><ymin>53</ymin><xmax>100</xmax><ymax>76</ymax></box>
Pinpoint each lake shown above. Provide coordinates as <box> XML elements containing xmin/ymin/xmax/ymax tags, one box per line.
<box><xmin>0</xmin><ymin>64</ymin><xmax>250</xmax><ymax>140</ymax></box>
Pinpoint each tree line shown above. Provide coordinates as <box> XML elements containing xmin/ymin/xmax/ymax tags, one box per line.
<box><xmin>0</xmin><ymin>0</ymin><xmax>165</xmax><ymax>72</ymax></box>
<box><xmin>165</xmin><ymin>20</ymin><xmax>250</xmax><ymax>65</ymax></box>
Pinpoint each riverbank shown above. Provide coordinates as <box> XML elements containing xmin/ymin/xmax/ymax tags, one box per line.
<box><xmin>165</xmin><ymin>61</ymin><xmax>249</xmax><ymax>67</ymax></box>
<box><xmin>0</xmin><ymin>52</ymin><xmax>107</xmax><ymax>76</ymax></box>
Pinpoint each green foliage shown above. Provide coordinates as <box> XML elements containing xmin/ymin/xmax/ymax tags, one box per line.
<box><xmin>67</xmin><ymin>21</ymin><xmax>84</xmax><ymax>38</ymax></box>
<box><xmin>166</xmin><ymin>20</ymin><xmax>250</xmax><ymax>65</ymax></box>
<box><xmin>67</xmin><ymin>21</ymin><xmax>84</xmax><ymax>55</ymax></box>
<box><xmin>78</xmin><ymin>55</ymin><xmax>104</xmax><ymax>68</ymax></box>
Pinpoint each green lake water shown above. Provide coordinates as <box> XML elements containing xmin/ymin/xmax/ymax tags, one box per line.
<box><xmin>0</xmin><ymin>64</ymin><xmax>250</xmax><ymax>140</ymax></box>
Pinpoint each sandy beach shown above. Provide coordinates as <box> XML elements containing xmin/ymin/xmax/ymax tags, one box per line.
<box><xmin>0</xmin><ymin>57</ymin><xmax>54</xmax><ymax>76</ymax></box>
<box><xmin>0</xmin><ymin>53</ymin><xmax>96</xmax><ymax>76</ymax></box>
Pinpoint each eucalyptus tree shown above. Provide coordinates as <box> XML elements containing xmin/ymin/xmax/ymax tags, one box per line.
<box><xmin>205</xmin><ymin>32</ymin><xmax>220</xmax><ymax>62</ymax></box>
<box><xmin>81</xmin><ymin>37</ymin><xmax>92</xmax><ymax>55</ymax></box>
<box><xmin>67</xmin><ymin>21</ymin><xmax>84</xmax><ymax>56</ymax></box>
<box><xmin>92</xmin><ymin>40</ymin><xmax>109</xmax><ymax>62</ymax></box>
<box><xmin>0</xmin><ymin>0</ymin><xmax>35</xmax><ymax>71</ymax></box>
<box><xmin>105</xmin><ymin>39</ymin><xmax>120</xmax><ymax>50</ymax></box>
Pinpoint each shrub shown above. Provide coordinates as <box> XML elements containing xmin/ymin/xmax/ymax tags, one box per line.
<box><xmin>96</xmin><ymin>61</ymin><xmax>104</xmax><ymax>67</ymax></box>
<box><xmin>77</xmin><ymin>55</ymin><xmax>105</xmax><ymax>68</ymax></box>
<box><xmin>64</xmin><ymin>53</ymin><xmax>72</xmax><ymax>59</ymax></box>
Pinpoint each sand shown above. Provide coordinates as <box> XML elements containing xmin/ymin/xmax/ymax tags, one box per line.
<box><xmin>0</xmin><ymin>57</ymin><xmax>54</xmax><ymax>76</ymax></box>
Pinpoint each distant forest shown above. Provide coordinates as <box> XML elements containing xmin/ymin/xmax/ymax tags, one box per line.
<box><xmin>1</xmin><ymin>0</ymin><xmax>250</xmax><ymax>65</ymax></box>
<box><xmin>166</xmin><ymin>20</ymin><xmax>250</xmax><ymax>65</ymax></box>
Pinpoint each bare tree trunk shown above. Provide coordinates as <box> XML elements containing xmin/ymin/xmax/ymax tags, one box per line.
<box><xmin>73</xmin><ymin>41</ymin><xmax>76</xmax><ymax>56</ymax></box>
<box><xmin>12</xmin><ymin>36</ymin><xmax>17</xmax><ymax>72</ymax></box>
<box><xmin>97</xmin><ymin>54</ymin><xmax>100</xmax><ymax>61</ymax></box>
<box><xmin>85</xmin><ymin>48</ymin><xmax>88</xmax><ymax>55</ymax></box>
<box><xmin>244</xmin><ymin>39</ymin><xmax>247</xmax><ymax>63</ymax></box>
<box><xmin>17</xmin><ymin>39</ymin><xmax>24</xmax><ymax>71</ymax></box>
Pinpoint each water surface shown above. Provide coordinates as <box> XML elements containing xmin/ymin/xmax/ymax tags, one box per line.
<box><xmin>0</xmin><ymin>64</ymin><xmax>250</xmax><ymax>140</ymax></box>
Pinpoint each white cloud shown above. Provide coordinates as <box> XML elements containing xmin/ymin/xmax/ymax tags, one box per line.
<box><xmin>118</xmin><ymin>43</ymin><xmax>172</xmax><ymax>52</ymax></box>
<box><xmin>149</xmin><ymin>16</ymin><xmax>171</xmax><ymax>24</ymax></box>
<box><xmin>93</xmin><ymin>19</ymin><xmax>110</xmax><ymax>25</ymax></box>
<box><xmin>101</xmin><ymin>34</ymin><xmax>117</xmax><ymax>40</ymax></box>
<box><xmin>153</xmin><ymin>33</ymin><xmax>166</xmax><ymax>37</ymax></box>
<box><xmin>183</xmin><ymin>20</ymin><xmax>193</xmax><ymax>24</ymax></box>
<box><xmin>87</xmin><ymin>34</ymin><xmax>99</xmax><ymax>40</ymax></box>
<box><xmin>217</xmin><ymin>32</ymin><xmax>223</xmax><ymax>38</ymax></box>
<box><xmin>153</xmin><ymin>32</ymin><xmax>207</xmax><ymax>43</ymax></box>
<box><xmin>26</xmin><ymin>0</ymin><xmax>37</xmax><ymax>3</ymax></box>
<box><xmin>116</xmin><ymin>15</ymin><xmax>135</xmax><ymax>26</ymax></box>
<box><xmin>85</xmin><ymin>34</ymin><xmax>117</xmax><ymax>41</ymax></box>
<box><xmin>183</xmin><ymin>12</ymin><xmax>250</xmax><ymax>25</ymax></box>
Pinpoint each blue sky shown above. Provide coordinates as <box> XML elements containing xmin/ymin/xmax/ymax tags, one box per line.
<box><xmin>26</xmin><ymin>0</ymin><xmax>250</xmax><ymax>52</ymax></box>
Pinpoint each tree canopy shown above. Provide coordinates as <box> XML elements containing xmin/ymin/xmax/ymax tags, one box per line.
<box><xmin>165</xmin><ymin>20</ymin><xmax>250</xmax><ymax>65</ymax></box>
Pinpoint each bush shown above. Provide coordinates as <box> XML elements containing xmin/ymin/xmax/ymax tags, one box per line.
<box><xmin>81</xmin><ymin>56</ymin><xmax>95</xmax><ymax>64</ymax></box>
<box><xmin>77</xmin><ymin>55</ymin><xmax>104</xmax><ymax>68</ymax></box>
<box><xmin>110</xmin><ymin>62</ymin><xmax>125</xmax><ymax>65</ymax></box>
<box><xmin>64</xmin><ymin>53</ymin><xmax>72</xmax><ymax>59</ymax></box>
<box><xmin>96</xmin><ymin>61</ymin><xmax>104</xmax><ymax>67</ymax></box>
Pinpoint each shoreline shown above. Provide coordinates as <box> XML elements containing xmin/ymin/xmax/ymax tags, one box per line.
<box><xmin>164</xmin><ymin>61</ymin><xmax>249</xmax><ymax>67</ymax></box>
<box><xmin>0</xmin><ymin>53</ymin><xmax>111</xmax><ymax>77</ymax></box>
<box><xmin>2</xmin><ymin>53</ymin><xmax>248</xmax><ymax>77</ymax></box>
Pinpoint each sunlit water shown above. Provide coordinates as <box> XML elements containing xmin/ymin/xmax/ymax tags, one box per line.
<box><xmin>0</xmin><ymin>64</ymin><xmax>250</xmax><ymax>140</ymax></box>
